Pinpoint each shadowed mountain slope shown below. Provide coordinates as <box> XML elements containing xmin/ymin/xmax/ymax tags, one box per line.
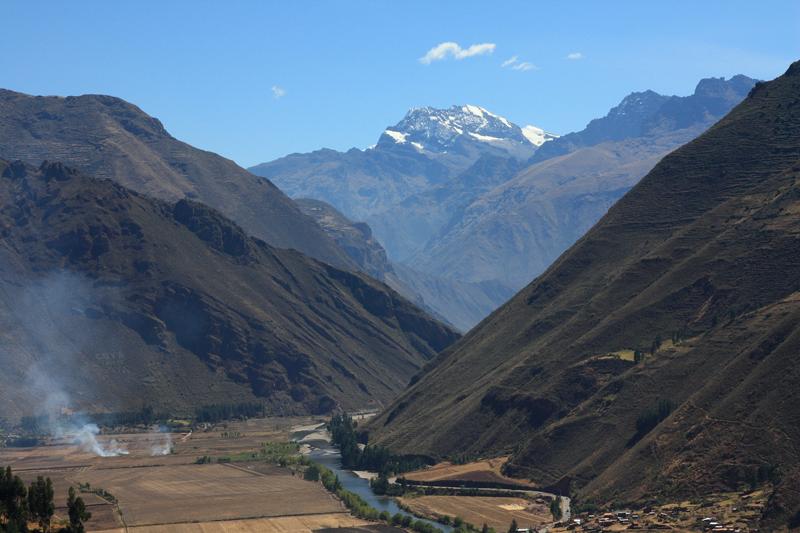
<box><xmin>295</xmin><ymin>197</ymin><xmax>514</xmax><ymax>332</ymax></box>
<box><xmin>0</xmin><ymin>89</ymin><xmax>355</xmax><ymax>270</ymax></box>
<box><xmin>0</xmin><ymin>160</ymin><xmax>459</xmax><ymax>419</ymax></box>
<box><xmin>370</xmin><ymin>63</ymin><xmax>800</xmax><ymax>526</ymax></box>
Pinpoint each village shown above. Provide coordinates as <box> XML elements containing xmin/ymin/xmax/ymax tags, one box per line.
<box><xmin>545</xmin><ymin>489</ymin><xmax>768</xmax><ymax>533</ymax></box>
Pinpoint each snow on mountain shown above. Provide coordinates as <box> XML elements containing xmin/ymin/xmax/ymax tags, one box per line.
<box><xmin>378</xmin><ymin>105</ymin><xmax>554</xmax><ymax>156</ymax></box>
<box><xmin>521</xmin><ymin>125</ymin><xmax>559</xmax><ymax>146</ymax></box>
<box><xmin>384</xmin><ymin>129</ymin><xmax>409</xmax><ymax>143</ymax></box>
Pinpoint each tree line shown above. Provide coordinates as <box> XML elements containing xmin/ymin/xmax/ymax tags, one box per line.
<box><xmin>627</xmin><ymin>399</ymin><xmax>675</xmax><ymax>446</ymax></box>
<box><xmin>328</xmin><ymin>413</ymin><xmax>433</xmax><ymax>474</ymax></box>
<box><xmin>194</xmin><ymin>402</ymin><xmax>265</xmax><ymax>424</ymax></box>
<box><xmin>0</xmin><ymin>466</ymin><xmax>90</xmax><ymax>532</ymax></box>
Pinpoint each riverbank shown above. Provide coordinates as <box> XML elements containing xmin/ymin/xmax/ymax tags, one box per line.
<box><xmin>289</xmin><ymin>421</ymin><xmax>452</xmax><ymax>533</ymax></box>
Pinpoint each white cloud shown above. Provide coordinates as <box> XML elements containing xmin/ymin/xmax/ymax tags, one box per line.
<box><xmin>566</xmin><ymin>52</ymin><xmax>584</xmax><ymax>60</ymax></box>
<box><xmin>271</xmin><ymin>85</ymin><xmax>286</xmax><ymax>99</ymax></box>
<box><xmin>501</xmin><ymin>56</ymin><xmax>537</xmax><ymax>72</ymax></box>
<box><xmin>501</xmin><ymin>55</ymin><xmax>518</xmax><ymax>68</ymax></box>
<box><xmin>419</xmin><ymin>42</ymin><xmax>496</xmax><ymax>64</ymax></box>
<box><xmin>513</xmin><ymin>61</ymin><xmax>537</xmax><ymax>71</ymax></box>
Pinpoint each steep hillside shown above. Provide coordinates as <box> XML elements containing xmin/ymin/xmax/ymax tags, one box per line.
<box><xmin>370</xmin><ymin>63</ymin><xmax>800</xmax><ymax>526</ymax></box>
<box><xmin>294</xmin><ymin>197</ymin><xmax>513</xmax><ymax>331</ymax></box>
<box><xmin>295</xmin><ymin>198</ymin><xmax>395</xmax><ymax>282</ymax></box>
<box><xmin>0</xmin><ymin>89</ymin><xmax>355</xmax><ymax>270</ymax></box>
<box><xmin>414</xmin><ymin>76</ymin><xmax>756</xmax><ymax>291</ymax></box>
<box><xmin>0</xmin><ymin>160</ymin><xmax>459</xmax><ymax>420</ymax></box>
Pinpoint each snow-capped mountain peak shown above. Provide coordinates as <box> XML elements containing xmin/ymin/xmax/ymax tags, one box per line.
<box><xmin>377</xmin><ymin>104</ymin><xmax>555</xmax><ymax>157</ymax></box>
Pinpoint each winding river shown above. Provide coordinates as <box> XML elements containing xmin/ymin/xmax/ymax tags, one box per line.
<box><xmin>291</xmin><ymin>424</ymin><xmax>452</xmax><ymax>532</ymax></box>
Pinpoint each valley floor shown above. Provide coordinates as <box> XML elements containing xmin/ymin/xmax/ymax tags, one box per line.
<box><xmin>0</xmin><ymin>416</ymin><xmax>348</xmax><ymax>532</ymax></box>
<box><xmin>0</xmin><ymin>417</ymin><xmax>776</xmax><ymax>533</ymax></box>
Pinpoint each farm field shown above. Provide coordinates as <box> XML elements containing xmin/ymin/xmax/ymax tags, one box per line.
<box><xmin>0</xmin><ymin>416</ymin><xmax>349</xmax><ymax>532</ymax></box>
<box><xmin>402</xmin><ymin>457</ymin><xmax>535</xmax><ymax>488</ymax></box>
<box><xmin>93</xmin><ymin>513</ymin><xmax>370</xmax><ymax>533</ymax></box>
<box><xmin>80</xmin><ymin>462</ymin><xmax>345</xmax><ymax>526</ymax></box>
<box><xmin>398</xmin><ymin>495</ymin><xmax>550</xmax><ymax>531</ymax></box>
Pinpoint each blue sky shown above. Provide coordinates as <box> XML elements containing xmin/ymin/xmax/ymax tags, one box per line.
<box><xmin>2</xmin><ymin>1</ymin><xmax>798</xmax><ymax>166</ymax></box>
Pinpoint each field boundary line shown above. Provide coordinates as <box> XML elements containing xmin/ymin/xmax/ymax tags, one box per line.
<box><xmin>120</xmin><ymin>510</ymin><xmax>354</xmax><ymax>529</ymax></box>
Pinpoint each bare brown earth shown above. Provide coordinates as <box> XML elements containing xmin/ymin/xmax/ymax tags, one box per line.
<box><xmin>403</xmin><ymin>457</ymin><xmax>535</xmax><ymax>488</ymax></box>
<box><xmin>92</xmin><ymin>514</ymin><xmax>369</xmax><ymax>533</ymax></box>
<box><xmin>399</xmin><ymin>496</ymin><xmax>549</xmax><ymax>532</ymax></box>
<box><xmin>0</xmin><ymin>417</ymin><xmax>351</xmax><ymax>532</ymax></box>
<box><xmin>81</xmin><ymin>463</ymin><xmax>343</xmax><ymax>526</ymax></box>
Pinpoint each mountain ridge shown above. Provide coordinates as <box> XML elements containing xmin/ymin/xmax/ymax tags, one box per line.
<box><xmin>369</xmin><ymin>62</ymin><xmax>800</xmax><ymax>526</ymax></box>
<box><xmin>0</xmin><ymin>88</ymin><xmax>357</xmax><ymax>270</ymax></box>
<box><xmin>411</xmin><ymin>75</ymin><xmax>757</xmax><ymax>291</ymax></box>
<box><xmin>0</xmin><ymin>159</ymin><xmax>459</xmax><ymax>419</ymax></box>
<box><xmin>251</xmin><ymin>78</ymin><xmax>755</xmax><ymax>330</ymax></box>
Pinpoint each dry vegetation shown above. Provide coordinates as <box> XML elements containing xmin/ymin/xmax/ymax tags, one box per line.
<box><xmin>399</xmin><ymin>496</ymin><xmax>549</xmax><ymax>531</ymax></box>
<box><xmin>80</xmin><ymin>463</ymin><xmax>344</xmax><ymax>526</ymax></box>
<box><xmin>403</xmin><ymin>457</ymin><xmax>534</xmax><ymax>488</ymax></box>
<box><xmin>92</xmin><ymin>513</ymin><xmax>369</xmax><ymax>533</ymax></box>
<box><xmin>0</xmin><ymin>416</ymin><xmax>351</xmax><ymax>532</ymax></box>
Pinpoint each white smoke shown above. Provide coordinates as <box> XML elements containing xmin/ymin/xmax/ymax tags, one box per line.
<box><xmin>6</xmin><ymin>271</ymin><xmax>152</xmax><ymax>458</ymax></box>
<box><xmin>149</xmin><ymin>426</ymin><xmax>173</xmax><ymax>456</ymax></box>
<box><xmin>67</xmin><ymin>422</ymin><xmax>129</xmax><ymax>457</ymax></box>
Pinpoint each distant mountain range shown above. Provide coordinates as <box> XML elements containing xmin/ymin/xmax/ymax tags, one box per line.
<box><xmin>251</xmin><ymin>76</ymin><xmax>756</xmax><ymax>330</ymax></box>
<box><xmin>369</xmin><ymin>62</ymin><xmax>800</xmax><ymax>528</ymax></box>
<box><xmin>0</xmin><ymin>160</ymin><xmax>458</xmax><ymax>418</ymax></box>
<box><xmin>252</xmin><ymin>105</ymin><xmax>554</xmax><ymax>330</ymax></box>
<box><xmin>253</xmin><ymin>104</ymin><xmax>555</xmax><ymax>232</ymax></box>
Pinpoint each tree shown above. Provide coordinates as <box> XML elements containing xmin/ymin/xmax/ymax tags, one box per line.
<box><xmin>304</xmin><ymin>464</ymin><xmax>320</xmax><ymax>481</ymax></box>
<box><xmin>550</xmin><ymin>496</ymin><xmax>563</xmax><ymax>520</ymax></box>
<box><xmin>369</xmin><ymin>474</ymin><xmax>389</xmax><ymax>495</ymax></box>
<box><xmin>650</xmin><ymin>335</ymin><xmax>663</xmax><ymax>355</ymax></box>
<box><xmin>508</xmin><ymin>519</ymin><xmax>518</xmax><ymax>533</ymax></box>
<box><xmin>28</xmin><ymin>476</ymin><xmax>55</xmax><ymax>532</ymax></box>
<box><xmin>67</xmin><ymin>486</ymin><xmax>91</xmax><ymax>533</ymax></box>
<box><xmin>1</xmin><ymin>465</ymin><xmax>29</xmax><ymax>532</ymax></box>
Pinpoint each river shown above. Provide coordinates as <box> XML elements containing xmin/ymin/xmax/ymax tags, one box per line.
<box><xmin>291</xmin><ymin>424</ymin><xmax>453</xmax><ymax>532</ymax></box>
